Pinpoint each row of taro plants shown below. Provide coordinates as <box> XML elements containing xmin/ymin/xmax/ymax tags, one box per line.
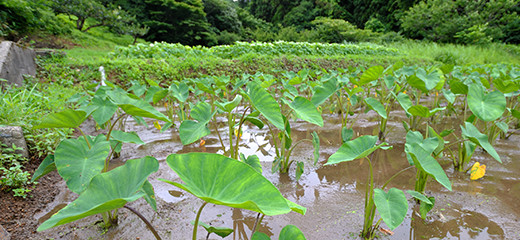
<box><xmin>33</xmin><ymin>62</ymin><xmax>519</xmax><ymax>239</ymax></box>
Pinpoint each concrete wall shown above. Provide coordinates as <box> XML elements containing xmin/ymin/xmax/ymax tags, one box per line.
<box><xmin>0</xmin><ymin>41</ymin><xmax>36</xmax><ymax>87</ymax></box>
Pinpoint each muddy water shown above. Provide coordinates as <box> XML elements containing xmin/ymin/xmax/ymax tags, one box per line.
<box><xmin>33</xmin><ymin>110</ymin><xmax>520</xmax><ymax>240</ymax></box>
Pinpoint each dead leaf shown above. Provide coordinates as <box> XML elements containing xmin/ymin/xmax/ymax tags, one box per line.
<box><xmin>470</xmin><ymin>162</ymin><xmax>486</xmax><ymax>180</ymax></box>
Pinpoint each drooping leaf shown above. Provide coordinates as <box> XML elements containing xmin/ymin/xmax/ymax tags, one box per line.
<box><xmin>246</xmin><ymin>82</ymin><xmax>285</xmax><ymax>130</ymax></box>
<box><xmin>326</xmin><ymin>135</ymin><xmax>387</xmax><ymax>165</ymax></box>
<box><xmin>467</xmin><ymin>84</ymin><xmax>506</xmax><ymax>122</ymax></box>
<box><xmin>373</xmin><ymin>188</ymin><xmax>408</xmax><ymax>231</ymax></box>
<box><xmin>110</xmin><ymin>130</ymin><xmax>144</xmax><ymax>144</ymax></box>
<box><xmin>407</xmin><ymin>75</ymin><xmax>428</xmax><ymax>93</ymax></box>
<box><xmin>34</xmin><ymin>109</ymin><xmax>87</xmax><ymax>129</ymax></box>
<box><xmin>141</xmin><ymin>180</ymin><xmax>157</xmax><ymax>211</ymax></box>
<box><xmin>55</xmin><ymin>136</ymin><xmax>110</xmax><ymax>194</ymax></box>
<box><xmin>311</xmin><ymin>131</ymin><xmax>320</xmax><ymax>165</ymax></box>
<box><xmin>192</xmin><ymin>221</ymin><xmax>233</xmax><ymax>238</ymax></box>
<box><xmin>406</xmin><ymin>190</ymin><xmax>432</xmax><ymax>205</ymax></box>
<box><xmin>160</xmin><ymin>153</ymin><xmax>305</xmax><ymax>216</ymax></box>
<box><xmin>38</xmin><ymin>157</ymin><xmax>158</xmax><ymax>231</ymax></box>
<box><xmin>461</xmin><ymin>122</ymin><xmax>501</xmax><ymax>163</ymax></box>
<box><xmin>288</xmin><ymin>97</ymin><xmax>324</xmax><ymax>127</ymax></box>
<box><xmin>407</xmin><ymin>143</ymin><xmax>452</xmax><ymax>191</ymax></box>
<box><xmin>32</xmin><ymin>154</ymin><xmax>56</xmax><ymax>182</ymax></box>
<box><xmin>364</xmin><ymin>97</ymin><xmax>387</xmax><ymax>119</ymax></box>
<box><xmin>295</xmin><ymin>162</ymin><xmax>304</xmax><ymax>181</ymax></box>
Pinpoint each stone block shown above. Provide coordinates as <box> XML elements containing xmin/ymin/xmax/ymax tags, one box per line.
<box><xmin>0</xmin><ymin>41</ymin><xmax>36</xmax><ymax>87</ymax></box>
<box><xmin>0</xmin><ymin>126</ymin><xmax>29</xmax><ymax>158</ymax></box>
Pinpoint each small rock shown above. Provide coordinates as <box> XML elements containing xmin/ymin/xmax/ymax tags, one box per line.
<box><xmin>0</xmin><ymin>126</ymin><xmax>29</xmax><ymax>158</ymax></box>
<box><xmin>0</xmin><ymin>224</ymin><xmax>10</xmax><ymax>240</ymax></box>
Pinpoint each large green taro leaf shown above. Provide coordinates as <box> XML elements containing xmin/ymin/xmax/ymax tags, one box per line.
<box><xmin>90</xmin><ymin>95</ymin><xmax>118</xmax><ymax>125</ymax></box>
<box><xmin>310</xmin><ymin>77</ymin><xmax>338</xmax><ymax>106</ymax></box>
<box><xmin>252</xmin><ymin>225</ymin><xmax>307</xmax><ymax>240</ymax></box>
<box><xmin>326</xmin><ymin>135</ymin><xmax>387</xmax><ymax>165</ymax></box>
<box><xmin>32</xmin><ymin>154</ymin><xmax>56</xmax><ymax>182</ymax></box>
<box><xmin>246</xmin><ymin>81</ymin><xmax>285</xmax><ymax>130</ymax></box>
<box><xmin>169</xmin><ymin>82</ymin><xmax>189</xmax><ymax>103</ymax></box>
<box><xmin>373</xmin><ymin>188</ymin><xmax>408</xmax><ymax>231</ymax></box>
<box><xmin>358</xmin><ymin>65</ymin><xmax>384</xmax><ymax>86</ymax></box>
<box><xmin>407</xmin><ymin>142</ymin><xmax>452</xmax><ymax>191</ymax></box>
<box><xmin>461</xmin><ymin>122</ymin><xmax>501</xmax><ymax>163</ymax></box>
<box><xmin>467</xmin><ymin>84</ymin><xmax>506</xmax><ymax>122</ymax></box>
<box><xmin>179</xmin><ymin>102</ymin><xmax>215</xmax><ymax>145</ymax></box>
<box><xmin>55</xmin><ymin>136</ymin><xmax>110</xmax><ymax>194</ymax></box>
<box><xmin>34</xmin><ymin>109</ymin><xmax>87</xmax><ymax>129</ymax></box>
<box><xmin>288</xmin><ymin>96</ymin><xmax>323</xmax><ymax>127</ymax></box>
<box><xmin>37</xmin><ymin>157</ymin><xmax>159</xmax><ymax>231</ymax></box>
<box><xmin>108</xmin><ymin>91</ymin><xmax>170</xmax><ymax>122</ymax></box>
<box><xmin>364</xmin><ymin>97</ymin><xmax>387</xmax><ymax>119</ymax></box>
<box><xmin>161</xmin><ymin>153</ymin><xmax>306</xmax><ymax>216</ymax></box>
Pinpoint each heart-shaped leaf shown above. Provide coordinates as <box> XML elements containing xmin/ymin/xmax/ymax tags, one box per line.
<box><xmin>160</xmin><ymin>153</ymin><xmax>306</xmax><ymax>216</ymax></box>
<box><xmin>252</xmin><ymin>225</ymin><xmax>307</xmax><ymax>240</ymax></box>
<box><xmin>467</xmin><ymin>84</ymin><xmax>506</xmax><ymax>122</ymax></box>
<box><xmin>179</xmin><ymin>102</ymin><xmax>215</xmax><ymax>145</ymax></box>
<box><xmin>169</xmin><ymin>82</ymin><xmax>189</xmax><ymax>103</ymax></box>
<box><xmin>310</xmin><ymin>77</ymin><xmax>338</xmax><ymax>106</ymax></box>
<box><xmin>358</xmin><ymin>65</ymin><xmax>384</xmax><ymax>86</ymax></box>
<box><xmin>55</xmin><ymin>136</ymin><xmax>110</xmax><ymax>194</ymax></box>
<box><xmin>110</xmin><ymin>130</ymin><xmax>144</xmax><ymax>144</ymax></box>
<box><xmin>90</xmin><ymin>96</ymin><xmax>118</xmax><ymax>125</ymax></box>
<box><xmin>373</xmin><ymin>188</ymin><xmax>408</xmax><ymax>231</ymax></box>
<box><xmin>37</xmin><ymin>157</ymin><xmax>159</xmax><ymax>231</ymax></box>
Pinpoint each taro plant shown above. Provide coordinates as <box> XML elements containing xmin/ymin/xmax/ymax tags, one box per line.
<box><xmin>326</xmin><ymin>135</ymin><xmax>431</xmax><ymax>239</ymax></box>
<box><xmin>31</xmin><ymin>84</ymin><xmax>170</xmax><ymax>238</ymax></box>
<box><xmin>159</xmin><ymin>152</ymin><xmax>306</xmax><ymax>240</ymax></box>
<box><xmin>245</xmin><ymin>80</ymin><xmax>321</xmax><ymax>179</ymax></box>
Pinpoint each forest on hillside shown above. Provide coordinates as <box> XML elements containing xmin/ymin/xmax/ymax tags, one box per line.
<box><xmin>1</xmin><ymin>0</ymin><xmax>520</xmax><ymax>46</ymax></box>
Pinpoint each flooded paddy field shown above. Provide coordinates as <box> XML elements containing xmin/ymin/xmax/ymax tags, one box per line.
<box><xmin>31</xmin><ymin>109</ymin><xmax>520</xmax><ymax>240</ymax></box>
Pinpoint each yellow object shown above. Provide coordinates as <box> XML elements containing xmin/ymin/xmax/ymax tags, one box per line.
<box><xmin>234</xmin><ymin>128</ymin><xmax>242</xmax><ymax>138</ymax></box>
<box><xmin>470</xmin><ymin>162</ymin><xmax>486</xmax><ymax>180</ymax></box>
<box><xmin>153</xmin><ymin>121</ymin><xmax>162</xmax><ymax>130</ymax></box>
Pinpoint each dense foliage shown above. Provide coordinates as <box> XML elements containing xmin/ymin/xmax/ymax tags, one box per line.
<box><xmin>2</xmin><ymin>0</ymin><xmax>519</xmax><ymax>45</ymax></box>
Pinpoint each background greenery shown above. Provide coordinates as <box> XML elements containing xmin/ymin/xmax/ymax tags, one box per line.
<box><xmin>2</xmin><ymin>0</ymin><xmax>519</xmax><ymax>45</ymax></box>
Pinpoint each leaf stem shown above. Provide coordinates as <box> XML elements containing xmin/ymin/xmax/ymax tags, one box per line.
<box><xmin>124</xmin><ymin>205</ymin><xmax>162</xmax><ymax>240</ymax></box>
<box><xmin>193</xmin><ymin>202</ymin><xmax>208</xmax><ymax>240</ymax></box>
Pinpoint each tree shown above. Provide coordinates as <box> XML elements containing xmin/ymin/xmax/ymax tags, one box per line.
<box><xmin>51</xmin><ymin>0</ymin><xmax>135</xmax><ymax>32</ymax></box>
<box><xmin>144</xmin><ymin>0</ymin><xmax>217</xmax><ymax>46</ymax></box>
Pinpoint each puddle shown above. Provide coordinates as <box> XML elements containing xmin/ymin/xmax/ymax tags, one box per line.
<box><xmin>33</xmin><ymin>109</ymin><xmax>520</xmax><ymax>239</ymax></box>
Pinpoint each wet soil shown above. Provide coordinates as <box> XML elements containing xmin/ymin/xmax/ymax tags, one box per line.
<box><xmin>5</xmin><ymin>109</ymin><xmax>520</xmax><ymax>239</ymax></box>
<box><xmin>0</xmin><ymin>156</ymin><xmax>62</xmax><ymax>240</ymax></box>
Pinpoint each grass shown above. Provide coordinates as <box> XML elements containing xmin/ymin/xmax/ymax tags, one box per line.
<box><xmin>390</xmin><ymin>40</ymin><xmax>520</xmax><ymax>65</ymax></box>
